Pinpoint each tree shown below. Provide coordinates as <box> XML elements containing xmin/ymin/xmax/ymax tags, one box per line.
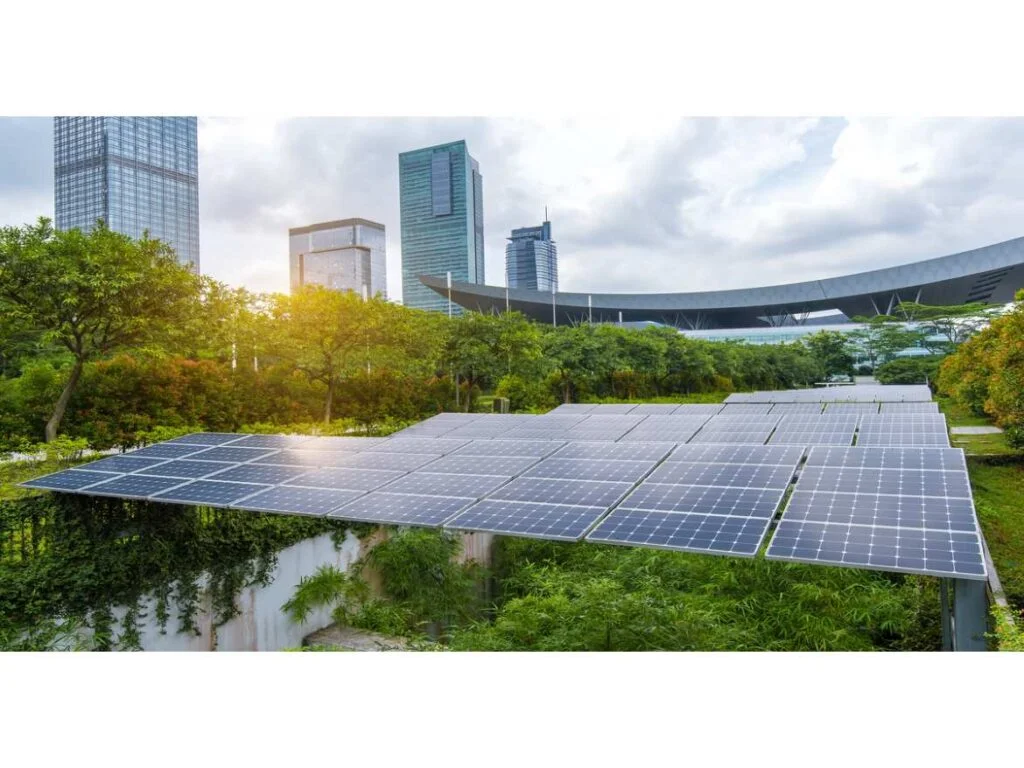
<box><xmin>0</xmin><ymin>218</ymin><xmax>201</xmax><ymax>441</ymax></box>
<box><xmin>849</xmin><ymin>315</ymin><xmax>931</xmax><ymax>365</ymax></box>
<box><xmin>803</xmin><ymin>330</ymin><xmax>855</xmax><ymax>378</ymax></box>
<box><xmin>892</xmin><ymin>301</ymin><xmax>1001</xmax><ymax>353</ymax></box>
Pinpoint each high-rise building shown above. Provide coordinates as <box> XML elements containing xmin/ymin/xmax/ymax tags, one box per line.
<box><xmin>288</xmin><ymin>218</ymin><xmax>387</xmax><ymax>298</ymax></box>
<box><xmin>53</xmin><ymin>116</ymin><xmax>200</xmax><ymax>270</ymax></box>
<box><xmin>399</xmin><ymin>140</ymin><xmax>484</xmax><ymax>312</ymax></box>
<box><xmin>506</xmin><ymin>218</ymin><xmax>558</xmax><ymax>292</ymax></box>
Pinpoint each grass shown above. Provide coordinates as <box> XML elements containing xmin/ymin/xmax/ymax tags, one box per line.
<box><xmin>968</xmin><ymin>458</ymin><xmax>1024</xmax><ymax>612</ymax></box>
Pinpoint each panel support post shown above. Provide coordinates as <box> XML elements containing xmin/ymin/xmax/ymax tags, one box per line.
<box><xmin>952</xmin><ymin>578</ymin><xmax>988</xmax><ymax>652</ymax></box>
<box><xmin>939</xmin><ymin>579</ymin><xmax>952</xmax><ymax>651</ymax></box>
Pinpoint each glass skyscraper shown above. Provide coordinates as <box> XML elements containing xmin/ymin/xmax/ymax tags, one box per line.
<box><xmin>506</xmin><ymin>219</ymin><xmax>558</xmax><ymax>292</ymax></box>
<box><xmin>53</xmin><ymin>116</ymin><xmax>200</xmax><ymax>270</ymax></box>
<box><xmin>399</xmin><ymin>140</ymin><xmax>483</xmax><ymax>312</ymax></box>
<box><xmin>289</xmin><ymin>218</ymin><xmax>387</xmax><ymax>298</ymax></box>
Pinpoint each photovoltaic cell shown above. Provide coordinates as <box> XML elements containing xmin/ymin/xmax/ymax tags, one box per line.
<box><xmin>689</xmin><ymin>427</ymin><xmax>776</xmax><ymax>445</ymax></box>
<box><xmin>446</xmin><ymin>500</ymin><xmax>607</xmax><ymax>541</ymax></box>
<box><xmin>417</xmin><ymin>454</ymin><xmax>540</xmax><ymax>476</ymax></box>
<box><xmin>665</xmin><ymin>444</ymin><xmax>805</xmax><ymax>466</ymax></box>
<box><xmin>151</xmin><ymin>480</ymin><xmax>269</xmax><ymax>507</ymax></box>
<box><xmin>488</xmin><ymin>477</ymin><xmax>633</xmax><ymax>508</ymax></box>
<box><xmin>82</xmin><ymin>474</ymin><xmax>189</xmax><ymax>499</ymax></box>
<box><xmin>298</xmin><ymin>436</ymin><xmax>386</xmax><ymax>451</ymax></box>
<box><xmin>768</xmin><ymin>403</ymin><xmax>824</xmax><ymax>414</ymax></box>
<box><xmin>718</xmin><ymin>403</ymin><xmax>775</xmax><ymax>415</ymax></box>
<box><xmin>453</xmin><ymin>440</ymin><xmax>563</xmax><ymax>458</ymax></box>
<box><xmin>766</xmin><ymin>519</ymin><xmax>986</xmax><ymax>579</ymax></box>
<box><xmin>587</xmin><ymin>509</ymin><xmax>770</xmax><ymax>556</ymax></box>
<box><xmin>205</xmin><ymin>464</ymin><xmax>310</xmax><ymax>485</ymax></box>
<box><xmin>378</xmin><ymin>472</ymin><xmax>509</xmax><ymax>498</ymax></box>
<box><xmin>824</xmin><ymin>402</ymin><xmax>880</xmax><ymax>414</ymax></box>
<box><xmin>126</xmin><ymin>443</ymin><xmax>208</xmax><ymax>459</ymax></box>
<box><xmin>235</xmin><ymin>486</ymin><xmax>362</xmax><ymax>516</ymax></box>
<box><xmin>285</xmin><ymin>467</ymin><xmax>406</xmax><ymax>491</ymax></box>
<box><xmin>795</xmin><ymin>465</ymin><xmax>971</xmax><ymax>498</ymax></box>
<box><xmin>781</xmin><ymin>490</ymin><xmax>978</xmax><ymax>531</ymax></box>
<box><xmin>371</xmin><ymin>438</ymin><xmax>467</xmax><ymax>454</ymax></box>
<box><xmin>326</xmin><ymin>452</ymin><xmax>441</xmax><ymax>472</ymax></box>
<box><xmin>879</xmin><ymin>402</ymin><xmax>940</xmax><ymax>413</ymax></box>
<box><xmin>227</xmin><ymin>434</ymin><xmax>313</xmax><ymax>449</ymax></box>
<box><xmin>75</xmin><ymin>455</ymin><xmax>168</xmax><ymax>473</ymax></box>
<box><xmin>617</xmin><ymin>483</ymin><xmax>786</xmax><ymax>518</ymax></box>
<box><xmin>523</xmin><ymin>458</ymin><xmax>655</xmax><ymax>483</ymax></box>
<box><xmin>327</xmin><ymin>493</ymin><xmax>474</xmax><ymax>527</ymax></box>
<box><xmin>253</xmin><ymin>450</ymin><xmax>358</xmax><ymax>468</ymax></box>
<box><xmin>187</xmin><ymin>446</ymin><xmax>279</xmax><ymax>463</ymax></box>
<box><xmin>137</xmin><ymin>459</ymin><xmax>235</xmax><ymax>479</ymax></box>
<box><xmin>671</xmin><ymin>404</ymin><xmax>724</xmax><ymax>416</ymax></box>
<box><xmin>21</xmin><ymin>469</ymin><xmax>121</xmax><ymax>491</ymax></box>
<box><xmin>806</xmin><ymin>446</ymin><xmax>966</xmax><ymax>471</ymax></box>
<box><xmin>550</xmin><ymin>441</ymin><xmax>673</xmax><ymax>462</ymax></box>
<box><xmin>645</xmin><ymin>461</ymin><xmax>796</xmax><ymax>490</ymax></box>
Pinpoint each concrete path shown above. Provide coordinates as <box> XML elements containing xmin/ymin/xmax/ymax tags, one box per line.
<box><xmin>950</xmin><ymin>426</ymin><xmax>1004</xmax><ymax>435</ymax></box>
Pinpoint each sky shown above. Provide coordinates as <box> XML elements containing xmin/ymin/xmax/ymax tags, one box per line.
<box><xmin>3</xmin><ymin>116</ymin><xmax>1024</xmax><ymax>302</ymax></box>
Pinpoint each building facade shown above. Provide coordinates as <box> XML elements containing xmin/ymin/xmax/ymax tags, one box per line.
<box><xmin>506</xmin><ymin>219</ymin><xmax>557</xmax><ymax>292</ymax></box>
<box><xmin>399</xmin><ymin>140</ymin><xmax>484</xmax><ymax>312</ymax></box>
<box><xmin>53</xmin><ymin>116</ymin><xmax>200</xmax><ymax>270</ymax></box>
<box><xmin>289</xmin><ymin>219</ymin><xmax>386</xmax><ymax>298</ymax></box>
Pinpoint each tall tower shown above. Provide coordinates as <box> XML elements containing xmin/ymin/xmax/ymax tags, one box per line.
<box><xmin>53</xmin><ymin>116</ymin><xmax>200</xmax><ymax>270</ymax></box>
<box><xmin>399</xmin><ymin>139</ymin><xmax>483</xmax><ymax>312</ymax></box>
<box><xmin>289</xmin><ymin>218</ymin><xmax>387</xmax><ymax>298</ymax></box>
<box><xmin>506</xmin><ymin>217</ymin><xmax>557</xmax><ymax>292</ymax></box>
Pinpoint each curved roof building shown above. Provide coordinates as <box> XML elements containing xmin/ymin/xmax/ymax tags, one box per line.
<box><xmin>420</xmin><ymin>236</ymin><xmax>1024</xmax><ymax>328</ymax></box>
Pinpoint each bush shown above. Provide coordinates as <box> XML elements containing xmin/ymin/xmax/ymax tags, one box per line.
<box><xmin>875</xmin><ymin>356</ymin><xmax>943</xmax><ymax>385</ymax></box>
<box><xmin>496</xmin><ymin>374</ymin><xmax>555</xmax><ymax>412</ymax></box>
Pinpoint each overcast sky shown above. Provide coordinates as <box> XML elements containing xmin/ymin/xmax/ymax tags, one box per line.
<box><xmin>3</xmin><ymin>116</ymin><xmax>1024</xmax><ymax>302</ymax></box>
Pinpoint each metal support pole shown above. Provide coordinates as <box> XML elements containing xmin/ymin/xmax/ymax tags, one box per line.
<box><xmin>552</xmin><ymin>284</ymin><xmax>557</xmax><ymax>328</ymax></box>
<box><xmin>618</xmin><ymin>311</ymin><xmax>623</xmax><ymax>327</ymax></box>
<box><xmin>505</xmin><ymin>284</ymin><xmax>510</xmax><ymax>314</ymax></box>
<box><xmin>447</xmin><ymin>271</ymin><xmax>453</xmax><ymax>320</ymax></box>
<box><xmin>940</xmin><ymin>579</ymin><xmax>952</xmax><ymax>651</ymax></box>
<box><xmin>588</xmin><ymin>294</ymin><xmax>592</xmax><ymax>324</ymax></box>
<box><xmin>952</xmin><ymin>578</ymin><xmax>988</xmax><ymax>651</ymax></box>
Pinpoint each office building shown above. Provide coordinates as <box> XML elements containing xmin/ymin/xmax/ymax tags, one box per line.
<box><xmin>506</xmin><ymin>218</ymin><xmax>557</xmax><ymax>292</ymax></box>
<box><xmin>53</xmin><ymin>116</ymin><xmax>200</xmax><ymax>269</ymax></box>
<box><xmin>288</xmin><ymin>219</ymin><xmax>387</xmax><ymax>298</ymax></box>
<box><xmin>398</xmin><ymin>140</ymin><xmax>483</xmax><ymax>312</ymax></box>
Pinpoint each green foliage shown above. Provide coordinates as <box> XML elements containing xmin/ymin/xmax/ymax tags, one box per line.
<box><xmin>967</xmin><ymin>459</ymin><xmax>1024</xmax><ymax>611</ymax></box>
<box><xmin>991</xmin><ymin>605</ymin><xmax>1024</xmax><ymax>651</ymax></box>
<box><xmin>874</xmin><ymin>356</ymin><xmax>943</xmax><ymax>385</ymax></box>
<box><xmin>803</xmin><ymin>330</ymin><xmax>855</xmax><ymax>377</ymax></box>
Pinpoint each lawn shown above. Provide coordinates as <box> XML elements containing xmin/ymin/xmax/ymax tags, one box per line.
<box><xmin>968</xmin><ymin>458</ymin><xmax>1024</xmax><ymax>612</ymax></box>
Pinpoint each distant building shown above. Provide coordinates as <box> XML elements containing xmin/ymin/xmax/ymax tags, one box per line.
<box><xmin>53</xmin><ymin>116</ymin><xmax>200</xmax><ymax>270</ymax></box>
<box><xmin>506</xmin><ymin>218</ymin><xmax>557</xmax><ymax>292</ymax></box>
<box><xmin>288</xmin><ymin>219</ymin><xmax>387</xmax><ymax>298</ymax></box>
<box><xmin>399</xmin><ymin>140</ymin><xmax>484</xmax><ymax>312</ymax></box>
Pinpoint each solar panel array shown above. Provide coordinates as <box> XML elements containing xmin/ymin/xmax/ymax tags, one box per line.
<box><xmin>766</xmin><ymin>446</ymin><xmax>985</xmax><ymax>580</ymax></box>
<box><xmin>727</xmin><ymin>385</ymin><xmax>933</xmax><ymax>403</ymax></box>
<box><xmin>22</xmin><ymin>388</ymin><xmax>985</xmax><ymax>582</ymax></box>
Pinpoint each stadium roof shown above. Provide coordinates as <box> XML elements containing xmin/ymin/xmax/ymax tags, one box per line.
<box><xmin>420</xmin><ymin>236</ymin><xmax>1024</xmax><ymax>329</ymax></box>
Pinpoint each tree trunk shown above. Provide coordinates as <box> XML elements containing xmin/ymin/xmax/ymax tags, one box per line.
<box><xmin>324</xmin><ymin>377</ymin><xmax>334</xmax><ymax>423</ymax></box>
<box><xmin>45</xmin><ymin>358</ymin><xmax>84</xmax><ymax>442</ymax></box>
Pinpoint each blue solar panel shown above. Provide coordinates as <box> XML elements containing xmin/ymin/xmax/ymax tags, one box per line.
<box><xmin>587</xmin><ymin>509</ymin><xmax>770</xmax><ymax>556</ymax></box>
<box><xmin>488</xmin><ymin>477</ymin><xmax>633</xmax><ymax>508</ymax></box>
<box><xmin>452</xmin><ymin>440</ymin><xmax>561</xmax><ymax>458</ymax></box>
<box><xmin>417</xmin><ymin>454</ymin><xmax>540</xmax><ymax>476</ymax></box>
<box><xmin>806</xmin><ymin>446</ymin><xmax>966</xmax><ymax>471</ymax></box>
<box><xmin>617</xmin><ymin>483</ymin><xmax>786</xmax><ymax>518</ymax></box>
<box><xmin>284</xmin><ymin>466</ymin><xmax>406</xmax><ymax>491</ymax></box>
<box><xmin>75</xmin><ymin>455</ymin><xmax>168</xmax><ymax>473</ymax></box>
<box><xmin>151</xmin><ymin>480</ymin><xmax>270</xmax><ymax>507</ymax></box>
<box><xmin>796</xmin><ymin>465</ymin><xmax>971</xmax><ymax>498</ymax></box>
<box><xmin>645</xmin><ymin>461</ymin><xmax>796</xmax><ymax>490</ymax></box>
<box><xmin>550</xmin><ymin>441</ymin><xmax>674</xmax><ymax>462</ymax></box>
<box><xmin>126</xmin><ymin>443</ymin><xmax>207</xmax><ymax>459</ymax></box>
<box><xmin>83</xmin><ymin>474</ymin><xmax>189</xmax><ymax>498</ymax></box>
<box><xmin>446</xmin><ymin>500</ymin><xmax>607</xmax><ymax>541</ymax></box>
<box><xmin>780</xmin><ymin>490</ymin><xmax>978</xmax><ymax>531</ymax></box>
<box><xmin>205</xmin><ymin>464</ymin><xmax>310</xmax><ymax>485</ymax></box>
<box><xmin>327</xmin><ymin>493</ymin><xmax>474</xmax><ymax>527</ymax></box>
<box><xmin>137</xmin><ymin>459</ymin><xmax>235</xmax><ymax>479</ymax></box>
<box><xmin>187</xmin><ymin>446</ymin><xmax>279</xmax><ymax>463</ymax></box>
<box><xmin>165</xmin><ymin>433</ymin><xmax>245</xmax><ymax>446</ymax></box>
<box><xmin>628</xmin><ymin>404</ymin><xmax>681</xmax><ymax>415</ymax></box>
<box><xmin>299</xmin><ymin>436</ymin><xmax>386</xmax><ymax>451</ymax></box>
<box><xmin>327</xmin><ymin>452</ymin><xmax>441</xmax><ymax>471</ymax></box>
<box><xmin>378</xmin><ymin>472</ymin><xmax>509</xmax><ymax>498</ymax></box>
<box><xmin>234</xmin><ymin>486</ymin><xmax>362</xmax><ymax>516</ymax></box>
<box><xmin>671</xmin><ymin>404</ymin><xmax>724</xmax><ymax>415</ymax></box>
<box><xmin>666</xmin><ymin>444</ymin><xmax>804</xmax><ymax>466</ymax></box>
<box><xmin>522</xmin><ymin>458</ymin><xmax>654</xmax><ymax>483</ymax></box>
<box><xmin>766</xmin><ymin>519</ymin><xmax>986</xmax><ymax>579</ymax></box>
<box><xmin>21</xmin><ymin>469</ymin><xmax>121</xmax><ymax>491</ymax></box>
<box><xmin>371</xmin><ymin>438</ymin><xmax>467</xmax><ymax>454</ymax></box>
<box><xmin>228</xmin><ymin>434</ymin><xmax>313</xmax><ymax>449</ymax></box>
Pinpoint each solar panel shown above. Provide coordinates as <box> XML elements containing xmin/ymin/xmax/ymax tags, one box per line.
<box><xmin>74</xmin><ymin>455</ymin><xmax>169</xmax><ymax>473</ymax></box>
<box><xmin>795</xmin><ymin>465</ymin><xmax>971</xmax><ymax>498</ymax></box>
<box><xmin>326</xmin><ymin>452</ymin><xmax>442</xmax><ymax>471</ymax></box>
<box><xmin>806</xmin><ymin>446</ymin><xmax>966</xmax><ymax>471</ymax></box>
<box><xmin>666</xmin><ymin>444</ymin><xmax>805</xmax><ymax>466</ymax></box>
<box><xmin>327</xmin><ymin>493</ymin><xmax>474</xmax><ymax>527</ymax></box>
<box><xmin>824</xmin><ymin>402</ymin><xmax>880</xmax><ymax>414</ymax></box>
<box><xmin>126</xmin><ymin>443</ymin><xmax>209</xmax><ymax>459</ymax></box>
<box><xmin>629</xmin><ymin>404</ymin><xmax>682</xmax><ymax>415</ymax></box>
<box><xmin>284</xmin><ymin>466</ymin><xmax>406</xmax><ymax>491</ymax></box>
<box><xmin>136</xmin><ymin>459</ymin><xmax>235</xmax><ymax>479</ymax></box>
<box><xmin>187</xmin><ymin>446</ymin><xmax>280</xmax><ymax>463</ymax></box>
<box><xmin>372</xmin><ymin>437</ymin><xmax>467</xmax><ymax>454</ymax></box>
<box><xmin>689</xmin><ymin>427</ymin><xmax>775</xmax><ymax>444</ymax></box>
<box><xmin>488</xmin><ymin>477</ymin><xmax>633</xmax><ymax>508</ymax></box>
<box><xmin>235</xmin><ymin>486</ymin><xmax>362</xmax><ymax>516</ymax></box>
<box><xmin>298</xmin><ymin>436</ymin><xmax>386</xmax><ymax>451</ymax></box>
<box><xmin>378</xmin><ymin>472</ymin><xmax>509</xmax><ymax>498</ymax></box>
<box><xmin>620</xmin><ymin>415</ymin><xmax>710</xmax><ymax>443</ymax></box>
<box><xmin>779</xmin><ymin>490</ymin><xmax>978</xmax><ymax>531</ymax></box>
<box><xmin>768</xmin><ymin>403</ymin><xmax>824</xmax><ymax>414</ymax></box>
<box><xmin>253</xmin><ymin>449</ymin><xmax>359</xmax><ymax>468</ymax></box>
<box><xmin>528</xmin><ymin>414</ymin><xmax>591</xmax><ymax>428</ymax></box>
<box><xmin>164</xmin><ymin>433</ymin><xmax>245</xmax><ymax>446</ymax></box>
<box><xmin>451</xmin><ymin>439</ymin><xmax>561</xmax><ymax>458</ymax></box>
<box><xmin>81</xmin><ymin>474</ymin><xmax>189</xmax><ymax>499</ymax></box>
<box><xmin>416</xmin><ymin>454</ymin><xmax>540</xmax><ymax>476</ymax></box>
<box><xmin>205</xmin><ymin>463</ymin><xmax>311</xmax><ymax>485</ymax></box>
<box><xmin>151</xmin><ymin>480</ymin><xmax>270</xmax><ymax>507</ymax></box>
<box><xmin>718</xmin><ymin>403</ymin><xmax>775</xmax><ymax>415</ymax></box>
<box><xmin>548</xmin><ymin>403</ymin><xmax>598</xmax><ymax>414</ymax></box>
<box><xmin>21</xmin><ymin>468</ymin><xmax>121</xmax><ymax>491</ymax></box>
<box><xmin>856</xmin><ymin>415</ymin><xmax>950</xmax><ymax>447</ymax></box>
<box><xmin>550</xmin><ymin>441</ymin><xmax>674</xmax><ymax>462</ymax></box>
<box><xmin>616</xmin><ymin>483</ymin><xmax>787</xmax><ymax>518</ymax></box>
<box><xmin>523</xmin><ymin>458</ymin><xmax>655</xmax><ymax>483</ymax></box>
<box><xmin>879</xmin><ymin>402</ymin><xmax>940</xmax><ymax>413</ymax></box>
<box><xmin>768</xmin><ymin>415</ymin><xmax>858</xmax><ymax>446</ymax></box>
<box><xmin>766</xmin><ymin>519</ymin><xmax>986</xmax><ymax>579</ymax></box>
<box><xmin>500</xmin><ymin>428</ymin><xmax>573</xmax><ymax>441</ymax></box>
<box><xmin>227</xmin><ymin>434</ymin><xmax>313</xmax><ymax>449</ymax></box>
<box><xmin>645</xmin><ymin>461</ymin><xmax>796</xmax><ymax>490</ymax></box>
<box><xmin>587</xmin><ymin>509</ymin><xmax>770</xmax><ymax>556</ymax></box>
<box><xmin>587</xmin><ymin>404</ymin><xmax>638</xmax><ymax>414</ymax></box>
<box><xmin>445</xmin><ymin>500</ymin><xmax>607</xmax><ymax>541</ymax></box>
<box><xmin>561</xmin><ymin>429</ymin><xmax>635</xmax><ymax>442</ymax></box>
<box><xmin>671</xmin><ymin>404</ymin><xmax>725</xmax><ymax>415</ymax></box>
